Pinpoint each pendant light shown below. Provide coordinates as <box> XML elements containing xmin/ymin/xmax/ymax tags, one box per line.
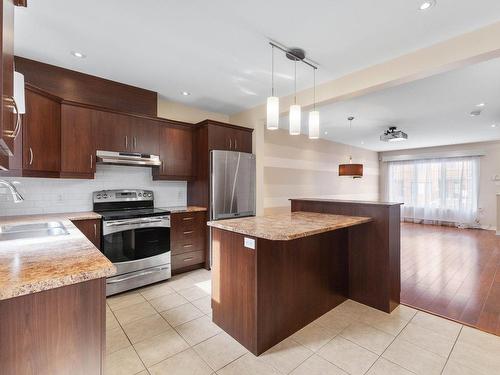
<box><xmin>289</xmin><ymin>59</ymin><xmax>301</xmax><ymax>135</ymax></box>
<box><xmin>266</xmin><ymin>45</ymin><xmax>279</xmax><ymax>130</ymax></box>
<box><xmin>338</xmin><ymin>116</ymin><xmax>363</xmax><ymax>178</ymax></box>
<box><xmin>308</xmin><ymin>69</ymin><xmax>319</xmax><ymax>139</ymax></box>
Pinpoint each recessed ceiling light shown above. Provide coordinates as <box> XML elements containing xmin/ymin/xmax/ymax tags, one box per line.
<box><xmin>181</xmin><ymin>91</ymin><xmax>191</xmax><ymax>96</ymax></box>
<box><xmin>324</xmin><ymin>131</ymin><xmax>328</xmax><ymax>135</ymax></box>
<box><xmin>470</xmin><ymin>110</ymin><xmax>481</xmax><ymax>117</ymax></box>
<box><xmin>71</xmin><ymin>51</ymin><xmax>86</xmax><ymax>58</ymax></box>
<box><xmin>492</xmin><ymin>124</ymin><xmax>497</xmax><ymax>128</ymax></box>
<box><xmin>419</xmin><ymin>0</ymin><xmax>436</xmax><ymax>11</ymax></box>
<box><xmin>360</xmin><ymin>141</ymin><xmax>365</xmax><ymax>145</ymax></box>
<box><xmin>476</xmin><ymin>103</ymin><xmax>486</xmax><ymax>107</ymax></box>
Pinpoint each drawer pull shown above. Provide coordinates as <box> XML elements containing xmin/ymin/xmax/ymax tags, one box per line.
<box><xmin>183</xmin><ymin>257</ymin><xmax>194</xmax><ymax>262</ymax></box>
<box><xmin>183</xmin><ymin>231</ymin><xmax>194</xmax><ymax>235</ymax></box>
<box><xmin>183</xmin><ymin>244</ymin><xmax>193</xmax><ymax>248</ymax></box>
<box><xmin>182</xmin><ymin>217</ymin><xmax>194</xmax><ymax>221</ymax></box>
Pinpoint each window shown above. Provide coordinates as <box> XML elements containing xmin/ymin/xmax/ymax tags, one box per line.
<box><xmin>387</xmin><ymin>157</ymin><xmax>479</xmax><ymax>226</ymax></box>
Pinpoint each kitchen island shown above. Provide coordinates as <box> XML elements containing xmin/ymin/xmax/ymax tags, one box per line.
<box><xmin>0</xmin><ymin>212</ymin><xmax>116</xmax><ymax>375</ymax></box>
<box><xmin>208</xmin><ymin>199</ymin><xmax>401</xmax><ymax>355</ymax></box>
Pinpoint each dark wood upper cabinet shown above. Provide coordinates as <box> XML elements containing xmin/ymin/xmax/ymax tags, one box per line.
<box><xmin>0</xmin><ymin>0</ymin><xmax>15</xmax><ymax>163</ymax></box>
<box><xmin>61</xmin><ymin>104</ymin><xmax>95</xmax><ymax>178</ymax></box>
<box><xmin>93</xmin><ymin>110</ymin><xmax>132</xmax><ymax>153</ymax></box>
<box><xmin>93</xmin><ymin>110</ymin><xmax>159</xmax><ymax>155</ymax></box>
<box><xmin>154</xmin><ymin>122</ymin><xmax>193</xmax><ymax>180</ymax></box>
<box><xmin>22</xmin><ymin>88</ymin><xmax>61</xmax><ymax>175</ymax></box>
<box><xmin>130</xmin><ymin>118</ymin><xmax>159</xmax><ymax>155</ymax></box>
<box><xmin>207</xmin><ymin>122</ymin><xmax>252</xmax><ymax>153</ymax></box>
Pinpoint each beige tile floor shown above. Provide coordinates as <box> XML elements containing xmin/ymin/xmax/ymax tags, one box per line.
<box><xmin>105</xmin><ymin>269</ymin><xmax>500</xmax><ymax>375</ymax></box>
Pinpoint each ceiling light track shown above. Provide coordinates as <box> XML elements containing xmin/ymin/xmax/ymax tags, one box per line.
<box><xmin>268</xmin><ymin>42</ymin><xmax>318</xmax><ymax>70</ymax></box>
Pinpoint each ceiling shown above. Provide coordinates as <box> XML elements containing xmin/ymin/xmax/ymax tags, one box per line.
<box><xmin>14</xmin><ymin>0</ymin><xmax>500</xmax><ymax>115</ymax></box>
<box><xmin>280</xmin><ymin>57</ymin><xmax>500</xmax><ymax>151</ymax></box>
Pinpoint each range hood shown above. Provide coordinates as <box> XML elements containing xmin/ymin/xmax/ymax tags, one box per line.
<box><xmin>96</xmin><ymin>150</ymin><xmax>161</xmax><ymax>167</ymax></box>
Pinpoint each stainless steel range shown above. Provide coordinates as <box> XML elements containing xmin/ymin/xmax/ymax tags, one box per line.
<box><xmin>93</xmin><ymin>189</ymin><xmax>171</xmax><ymax>296</ymax></box>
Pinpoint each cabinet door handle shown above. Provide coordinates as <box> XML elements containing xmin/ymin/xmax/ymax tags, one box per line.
<box><xmin>229</xmin><ymin>138</ymin><xmax>232</xmax><ymax>149</ymax></box>
<box><xmin>29</xmin><ymin>147</ymin><xmax>33</xmax><ymax>166</ymax></box>
<box><xmin>234</xmin><ymin>138</ymin><xmax>237</xmax><ymax>150</ymax></box>
<box><xmin>94</xmin><ymin>223</ymin><xmax>97</xmax><ymax>238</ymax></box>
<box><xmin>4</xmin><ymin>96</ymin><xmax>21</xmax><ymax>140</ymax></box>
<box><xmin>183</xmin><ymin>231</ymin><xmax>194</xmax><ymax>235</ymax></box>
<box><xmin>183</xmin><ymin>244</ymin><xmax>193</xmax><ymax>248</ymax></box>
<box><xmin>90</xmin><ymin>154</ymin><xmax>93</xmax><ymax>169</ymax></box>
<box><xmin>182</xmin><ymin>217</ymin><xmax>194</xmax><ymax>221</ymax></box>
<box><xmin>183</xmin><ymin>257</ymin><xmax>194</xmax><ymax>262</ymax></box>
<box><xmin>125</xmin><ymin>136</ymin><xmax>128</xmax><ymax>149</ymax></box>
<box><xmin>133</xmin><ymin>136</ymin><xmax>137</xmax><ymax>149</ymax></box>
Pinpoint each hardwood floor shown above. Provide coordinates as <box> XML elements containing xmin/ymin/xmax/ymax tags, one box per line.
<box><xmin>401</xmin><ymin>222</ymin><xmax>500</xmax><ymax>336</ymax></box>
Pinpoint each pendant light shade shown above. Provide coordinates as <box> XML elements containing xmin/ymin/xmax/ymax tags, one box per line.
<box><xmin>289</xmin><ymin>104</ymin><xmax>301</xmax><ymax>135</ymax></box>
<box><xmin>267</xmin><ymin>96</ymin><xmax>279</xmax><ymax>130</ymax></box>
<box><xmin>338</xmin><ymin>117</ymin><xmax>363</xmax><ymax>178</ymax></box>
<box><xmin>339</xmin><ymin>157</ymin><xmax>363</xmax><ymax>178</ymax></box>
<box><xmin>308</xmin><ymin>110</ymin><xmax>319</xmax><ymax>139</ymax></box>
<box><xmin>266</xmin><ymin>45</ymin><xmax>279</xmax><ymax>130</ymax></box>
<box><xmin>308</xmin><ymin>69</ymin><xmax>319</xmax><ymax>139</ymax></box>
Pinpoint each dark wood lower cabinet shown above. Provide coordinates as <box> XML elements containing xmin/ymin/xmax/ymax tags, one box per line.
<box><xmin>170</xmin><ymin>211</ymin><xmax>207</xmax><ymax>273</ymax></box>
<box><xmin>72</xmin><ymin>218</ymin><xmax>101</xmax><ymax>249</ymax></box>
<box><xmin>0</xmin><ymin>278</ymin><xmax>106</xmax><ymax>375</ymax></box>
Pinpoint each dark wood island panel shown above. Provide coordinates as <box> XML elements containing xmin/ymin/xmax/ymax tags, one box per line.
<box><xmin>211</xmin><ymin>227</ymin><xmax>350</xmax><ymax>355</ymax></box>
<box><xmin>290</xmin><ymin>198</ymin><xmax>402</xmax><ymax>313</ymax></box>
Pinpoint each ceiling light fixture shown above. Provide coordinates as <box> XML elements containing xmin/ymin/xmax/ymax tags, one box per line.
<box><xmin>266</xmin><ymin>45</ymin><xmax>279</xmax><ymax>130</ymax></box>
<box><xmin>181</xmin><ymin>91</ymin><xmax>191</xmax><ymax>96</ymax></box>
<box><xmin>470</xmin><ymin>110</ymin><xmax>481</xmax><ymax>117</ymax></box>
<box><xmin>492</xmin><ymin>124</ymin><xmax>497</xmax><ymax>128</ymax></box>
<box><xmin>380</xmin><ymin>126</ymin><xmax>408</xmax><ymax>142</ymax></box>
<box><xmin>339</xmin><ymin>117</ymin><xmax>363</xmax><ymax>179</ymax></box>
<box><xmin>71</xmin><ymin>51</ymin><xmax>86</xmax><ymax>58</ymax></box>
<box><xmin>267</xmin><ymin>42</ymin><xmax>318</xmax><ymax>136</ymax></box>
<box><xmin>476</xmin><ymin>103</ymin><xmax>486</xmax><ymax>107</ymax></box>
<box><xmin>308</xmin><ymin>69</ymin><xmax>319</xmax><ymax>139</ymax></box>
<box><xmin>419</xmin><ymin>0</ymin><xmax>436</xmax><ymax>11</ymax></box>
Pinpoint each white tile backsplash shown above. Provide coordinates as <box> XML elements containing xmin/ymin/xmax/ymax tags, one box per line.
<box><xmin>0</xmin><ymin>165</ymin><xmax>187</xmax><ymax>216</ymax></box>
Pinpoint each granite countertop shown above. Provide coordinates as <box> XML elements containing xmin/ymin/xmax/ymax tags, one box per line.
<box><xmin>0</xmin><ymin>213</ymin><xmax>115</xmax><ymax>301</ymax></box>
<box><xmin>161</xmin><ymin>206</ymin><xmax>207</xmax><ymax>214</ymax></box>
<box><xmin>207</xmin><ymin>211</ymin><xmax>372</xmax><ymax>240</ymax></box>
<box><xmin>290</xmin><ymin>198</ymin><xmax>403</xmax><ymax>206</ymax></box>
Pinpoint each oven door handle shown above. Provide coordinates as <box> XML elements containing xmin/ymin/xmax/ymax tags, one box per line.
<box><xmin>107</xmin><ymin>219</ymin><xmax>162</xmax><ymax>227</ymax></box>
<box><xmin>107</xmin><ymin>266</ymin><xmax>170</xmax><ymax>284</ymax></box>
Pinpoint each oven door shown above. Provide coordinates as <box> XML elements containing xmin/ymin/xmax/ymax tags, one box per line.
<box><xmin>102</xmin><ymin>216</ymin><xmax>170</xmax><ymax>276</ymax></box>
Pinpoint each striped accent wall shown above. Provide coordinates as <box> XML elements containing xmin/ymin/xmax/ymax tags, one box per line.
<box><xmin>264</xmin><ymin>129</ymin><xmax>379</xmax><ymax>209</ymax></box>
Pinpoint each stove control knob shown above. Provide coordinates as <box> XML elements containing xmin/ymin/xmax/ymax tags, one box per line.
<box><xmin>148</xmin><ymin>193</ymin><xmax>152</xmax><ymax>197</ymax></box>
<box><xmin>96</xmin><ymin>194</ymin><xmax>102</xmax><ymax>199</ymax></box>
<box><xmin>138</xmin><ymin>193</ymin><xmax>142</xmax><ymax>197</ymax></box>
<box><xmin>103</xmin><ymin>193</ymin><xmax>108</xmax><ymax>199</ymax></box>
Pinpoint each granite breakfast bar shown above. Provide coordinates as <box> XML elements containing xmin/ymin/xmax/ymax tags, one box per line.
<box><xmin>208</xmin><ymin>199</ymin><xmax>402</xmax><ymax>355</ymax></box>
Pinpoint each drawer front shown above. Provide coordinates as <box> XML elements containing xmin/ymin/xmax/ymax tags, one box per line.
<box><xmin>171</xmin><ymin>211</ymin><xmax>206</xmax><ymax>231</ymax></box>
<box><xmin>172</xmin><ymin>250</ymin><xmax>205</xmax><ymax>270</ymax></box>
<box><xmin>171</xmin><ymin>229</ymin><xmax>205</xmax><ymax>254</ymax></box>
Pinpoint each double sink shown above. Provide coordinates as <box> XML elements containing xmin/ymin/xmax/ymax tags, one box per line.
<box><xmin>0</xmin><ymin>221</ymin><xmax>70</xmax><ymax>241</ymax></box>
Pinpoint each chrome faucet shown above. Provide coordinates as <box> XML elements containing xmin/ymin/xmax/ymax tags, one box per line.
<box><xmin>0</xmin><ymin>179</ymin><xmax>24</xmax><ymax>203</ymax></box>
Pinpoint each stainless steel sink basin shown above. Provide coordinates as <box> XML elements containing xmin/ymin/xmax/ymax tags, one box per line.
<box><xmin>0</xmin><ymin>221</ymin><xmax>70</xmax><ymax>241</ymax></box>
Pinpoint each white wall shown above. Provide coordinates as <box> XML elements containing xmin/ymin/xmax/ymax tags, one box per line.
<box><xmin>0</xmin><ymin>165</ymin><xmax>186</xmax><ymax>216</ymax></box>
<box><xmin>379</xmin><ymin>140</ymin><xmax>500</xmax><ymax>230</ymax></box>
<box><xmin>263</xmin><ymin>128</ymin><xmax>380</xmax><ymax>209</ymax></box>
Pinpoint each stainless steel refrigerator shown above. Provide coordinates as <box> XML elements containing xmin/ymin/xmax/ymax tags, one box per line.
<box><xmin>210</xmin><ymin>150</ymin><xmax>256</xmax><ymax>221</ymax></box>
